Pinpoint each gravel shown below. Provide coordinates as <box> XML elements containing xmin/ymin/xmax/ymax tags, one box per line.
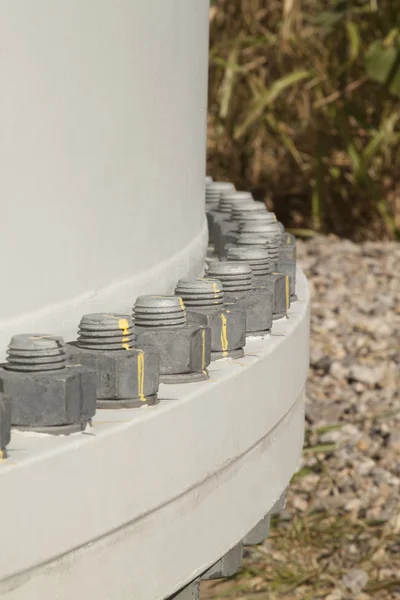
<box><xmin>202</xmin><ymin>235</ymin><xmax>400</xmax><ymax>600</ymax></box>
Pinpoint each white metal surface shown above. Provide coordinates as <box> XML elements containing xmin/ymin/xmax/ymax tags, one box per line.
<box><xmin>0</xmin><ymin>0</ymin><xmax>209</xmax><ymax>360</ymax></box>
<box><xmin>0</xmin><ymin>268</ymin><xmax>309</xmax><ymax>600</ymax></box>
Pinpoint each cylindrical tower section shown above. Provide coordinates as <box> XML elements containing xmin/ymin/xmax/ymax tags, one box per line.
<box><xmin>0</xmin><ymin>0</ymin><xmax>210</xmax><ymax>359</ymax></box>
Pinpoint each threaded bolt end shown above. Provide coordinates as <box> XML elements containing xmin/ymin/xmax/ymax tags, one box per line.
<box><xmin>77</xmin><ymin>313</ymin><xmax>135</xmax><ymax>351</ymax></box>
<box><xmin>236</xmin><ymin>235</ymin><xmax>269</xmax><ymax>248</ymax></box>
<box><xmin>227</xmin><ymin>247</ymin><xmax>272</xmax><ymax>276</ymax></box>
<box><xmin>236</xmin><ymin>212</ymin><xmax>277</xmax><ymax>228</ymax></box>
<box><xmin>133</xmin><ymin>295</ymin><xmax>187</xmax><ymax>328</ymax></box>
<box><xmin>218</xmin><ymin>191</ymin><xmax>254</xmax><ymax>214</ymax></box>
<box><xmin>239</xmin><ymin>221</ymin><xmax>281</xmax><ymax>236</ymax></box>
<box><xmin>206</xmin><ymin>181</ymin><xmax>235</xmax><ymax>207</ymax></box>
<box><xmin>175</xmin><ymin>278</ymin><xmax>224</xmax><ymax>309</ymax></box>
<box><xmin>5</xmin><ymin>334</ymin><xmax>67</xmax><ymax>372</ymax></box>
<box><xmin>231</xmin><ymin>203</ymin><xmax>266</xmax><ymax>222</ymax></box>
<box><xmin>207</xmin><ymin>261</ymin><xmax>253</xmax><ymax>293</ymax></box>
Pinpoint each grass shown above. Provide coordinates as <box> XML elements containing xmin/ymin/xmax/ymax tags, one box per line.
<box><xmin>207</xmin><ymin>0</ymin><xmax>400</xmax><ymax>240</ymax></box>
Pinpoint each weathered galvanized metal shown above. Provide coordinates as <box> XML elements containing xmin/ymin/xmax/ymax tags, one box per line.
<box><xmin>67</xmin><ymin>314</ymin><xmax>160</xmax><ymax>408</ymax></box>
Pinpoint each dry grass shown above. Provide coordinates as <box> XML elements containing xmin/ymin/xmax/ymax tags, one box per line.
<box><xmin>207</xmin><ymin>0</ymin><xmax>400</xmax><ymax>240</ymax></box>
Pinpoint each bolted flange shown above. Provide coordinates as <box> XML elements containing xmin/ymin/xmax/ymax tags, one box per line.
<box><xmin>133</xmin><ymin>296</ymin><xmax>211</xmax><ymax>384</ymax></box>
<box><xmin>67</xmin><ymin>313</ymin><xmax>160</xmax><ymax>408</ymax></box>
<box><xmin>1</xmin><ymin>334</ymin><xmax>96</xmax><ymax>435</ymax></box>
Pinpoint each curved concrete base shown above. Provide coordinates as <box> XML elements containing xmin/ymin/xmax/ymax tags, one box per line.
<box><xmin>0</xmin><ymin>269</ymin><xmax>309</xmax><ymax>600</ymax></box>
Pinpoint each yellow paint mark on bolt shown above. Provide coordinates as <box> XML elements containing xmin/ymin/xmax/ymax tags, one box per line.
<box><xmin>285</xmin><ymin>276</ymin><xmax>289</xmax><ymax>311</ymax></box>
<box><xmin>287</xmin><ymin>234</ymin><xmax>290</xmax><ymax>244</ymax></box>
<box><xmin>201</xmin><ymin>329</ymin><xmax>206</xmax><ymax>372</ymax></box>
<box><xmin>118</xmin><ymin>318</ymin><xmax>130</xmax><ymax>351</ymax></box>
<box><xmin>179</xmin><ymin>298</ymin><xmax>185</xmax><ymax>311</ymax></box>
<box><xmin>0</xmin><ymin>450</ymin><xmax>4</xmax><ymax>461</ymax></box>
<box><xmin>137</xmin><ymin>352</ymin><xmax>145</xmax><ymax>402</ymax></box>
<box><xmin>220</xmin><ymin>313</ymin><xmax>228</xmax><ymax>357</ymax></box>
<box><xmin>274</xmin><ymin>214</ymin><xmax>277</xmax><ymax>221</ymax></box>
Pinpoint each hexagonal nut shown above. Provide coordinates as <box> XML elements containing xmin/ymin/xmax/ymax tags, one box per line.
<box><xmin>257</xmin><ymin>273</ymin><xmax>289</xmax><ymax>318</ymax></box>
<box><xmin>134</xmin><ymin>325</ymin><xmax>211</xmax><ymax>376</ymax></box>
<box><xmin>225</xmin><ymin>288</ymin><xmax>273</xmax><ymax>335</ymax></box>
<box><xmin>66</xmin><ymin>344</ymin><xmax>159</xmax><ymax>402</ymax></box>
<box><xmin>202</xmin><ymin>543</ymin><xmax>243</xmax><ymax>580</ymax></box>
<box><xmin>0</xmin><ymin>365</ymin><xmax>96</xmax><ymax>429</ymax></box>
<box><xmin>0</xmin><ymin>388</ymin><xmax>11</xmax><ymax>452</ymax></box>
<box><xmin>186</xmin><ymin>306</ymin><xmax>246</xmax><ymax>354</ymax></box>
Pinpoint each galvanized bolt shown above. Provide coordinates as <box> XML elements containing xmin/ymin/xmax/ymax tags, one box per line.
<box><xmin>0</xmin><ymin>334</ymin><xmax>96</xmax><ymax>434</ymax></box>
<box><xmin>174</xmin><ymin>278</ymin><xmax>246</xmax><ymax>360</ymax></box>
<box><xmin>237</xmin><ymin>223</ymin><xmax>281</xmax><ymax>268</ymax></box>
<box><xmin>202</xmin><ymin>543</ymin><xmax>243</xmax><ymax>580</ymax></box>
<box><xmin>236</xmin><ymin>234</ymin><xmax>269</xmax><ymax>249</ymax></box>
<box><xmin>218</xmin><ymin>202</ymin><xmax>268</xmax><ymax>258</ymax></box>
<box><xmin>227</xmin><ymin>247</ymin><xmax>289</xmax><ymax>320</ymax></box>
<box><xmin>237</xmin><ymin>223</ymin><xmax>297</xmax><ymax>300</ymax></box>
<box><xmin>206</xmin><ymin>262</ymin><xmax>273</xmax><ymax>336</ymax></box>
<box><xmin>0</xmin><ymin>386</ymin><xmax>11</xmax><ymax>460</ymax></box>
<box><xmin>205</xmin><ymin>181</ymin><xmax>235</xmax><ymax>213</ymax></box>
<box><xmin>66</xmin><ymin>313</ymin><xmax>160</xmax><ymax>408</ymax></box>
<box><xmin>133</xmin><ymin>296</ymin><xmax>211</xmax><ymax>384</ymax></box>
<box><xmin>212</xmin><ymin>193</ymin><xmax>256</xmax><ymax>256</ymax></box>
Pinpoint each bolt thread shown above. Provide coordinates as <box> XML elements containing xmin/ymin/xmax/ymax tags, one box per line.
<box><xmin>175</xmin><ymin>278</ymin><xmax>224</xmax><ymax>308</ymax></box>
<box><xmin>133</xmin><ymin>296</ymin><xmax>187</xmax><ymax>328</ymax></box>
<box><xmin>206</xmin><ymin>181</ymin><xmax>235</xmax><ymax>206</ymax></box>
<box><xmin>239</xmin><ymin>221</ymin><xmax>281</xmax><ymax>236</ymax></box>
<box><xmin>227</xmin><ymin>247</ymin><xmax>272</xmax><ymax>276</ymax></box>
<box><xmin>236</xmin><ymin>235</ymin><xmax>269</xmax><ymax>248</ymax></box>
<box><xmin>231</xmin><ymin>203</ymin><xmax>266</xmax><ymax>222</ymax></box>
<box><xmin>77</xmin><ymin>313</ymin><xmax>135</xmax><ymax>350</ymax></box>
<box><xmin>236</xmin><ymin>211</ymin><xmax>277</xmax><ymax>228</ymax></box>
<box><xmin>5</xmin><ymin>334</ymin><xmax>67</xmax><ymax>372</ymax></box>
<box><xmin>218</xmin><ymin>191</ymin><xmax>254</xmax><ymax>214</ymax></box>
<box><xmin>207</xmin><ymin>261</ymin><xmax>253</xmax><ymax>293</ymax></box>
